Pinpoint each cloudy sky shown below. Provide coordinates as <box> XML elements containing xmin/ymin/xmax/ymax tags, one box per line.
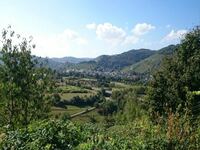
<box><xmin>0</xmin><ymin>0</ymin><xmax>199</xmax><ymax>58</ymax></box>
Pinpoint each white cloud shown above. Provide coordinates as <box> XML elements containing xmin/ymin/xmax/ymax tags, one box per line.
<box><xmin>132</xmin><ymin>23</ymin><xmax>155</xmax><ymax>36</ymax></box>
<box><xmin>85</xmin><ymin>22</ymin><xmax>156</xmax><ymax>47</ymax></box>
<box><xmin>86</xmin><ymin>23</ymin><xmax>96</xmax><ymax>30</ymax></box>
<box><xmin>162</xmin><ymin>29</ymin><xmax>187</xmax><ymax>42</ymax></box>
<box><xmin>95</xmin><ymin>23</ymin><xmax>126</xmax><ymax>45</ymax></box>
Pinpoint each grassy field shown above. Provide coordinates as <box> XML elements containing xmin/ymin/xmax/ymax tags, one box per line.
<box><xmin>51</xmin><ymin>77</ymin><xmax>133</xmax><ymax>123</ymax></box>
<box><xmin>59</xmin><ymin>85</ymin><xmax>88</xmax><ymax>93</ymax></box>
<box><xmin>111</xmin><ymin>82</ymin><xmax>131</xmax><ymax>91</ymax></box>
<box><xmin>51</xmin><ymin>105</ymin><xmax>104</xmax><ymax>123</ymax></box>
<box><xmin>58</xmin><ymin>83</ymin><xmax>98</xmax><ymax>101</ymax></box>
<box><xmin>71</xmin><ymin>110</ymin><xmax>104</xmax><ymax>123</ymax></box>
<box><xmin>51</xmin><ymin>105</ymin><xmax>90</xmax><ymax>115</ymax></box>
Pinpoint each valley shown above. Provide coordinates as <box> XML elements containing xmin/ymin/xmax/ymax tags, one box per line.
<box><xmin>0</xmin><ymin>3</ymin><xmax>199</xmax><ymax>147</ymax></box>
<box><xmin>51</xmin><ymin>75</ymin><xmax>134</xmax><ymax>123</ymax></box>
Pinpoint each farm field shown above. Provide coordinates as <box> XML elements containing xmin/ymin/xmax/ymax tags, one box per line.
<box><xmin>51</xmin><ymin>77</ymin><xmax>134</xmax><ymax>123</ymax></box>
<box><xmin>58</xmin><ymin>82</ymin><xmax>98</xmax><ymax>101</ymax></box>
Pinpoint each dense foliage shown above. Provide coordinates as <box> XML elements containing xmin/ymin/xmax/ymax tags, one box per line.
<box><xmin>53</xmin><ymin>92</ymin><xmax>104</xmax><ymax>108</ymax></box>
<box><xmin>0</xmin><ymin>120</ymin><xmax>83</xmax><ymax>150</ymax></box>
<box><xmin>148</xmin><ymin>27</ymin><xmax>200</xmax><ymax>117</ymax></box>
<box><xmin>0</xmin><ymin>27</ymin><xmax>54</xmax><ymax>129</ymax></box>
<box><xmin>1</xmin><ymin>114</ymin><xmax>200</xmax><ymax>150</ymax></box>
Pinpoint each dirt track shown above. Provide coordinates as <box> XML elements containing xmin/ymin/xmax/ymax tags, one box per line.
<box><xmin>70</xmin><ymin>107</ymin><xmax>96</xmax><ymax>118</ymax></box>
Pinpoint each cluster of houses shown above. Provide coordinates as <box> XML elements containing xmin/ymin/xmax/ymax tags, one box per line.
<box><xmin>64</xmin><ymin>69</ymin><xmax>140</xmax><ymax>81</ymax></box>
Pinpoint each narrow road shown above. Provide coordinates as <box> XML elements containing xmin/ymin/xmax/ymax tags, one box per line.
<box><xmin>70</xmin><ymin>107</ymin><xmax>96</xmax><ymax>118</ymax></box>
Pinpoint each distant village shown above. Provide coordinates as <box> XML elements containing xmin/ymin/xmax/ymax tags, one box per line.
<box><xmin>64</xmin><ymin>69</ymin><xmax>148</xmax><ymax>81</ymax></box>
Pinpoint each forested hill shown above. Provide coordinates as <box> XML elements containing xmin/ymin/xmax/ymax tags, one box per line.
<box><xmin>93</xmin><ymin>49</ymin><xmax>156</xmax><ymax>70</ymax></box>
<box><xmin>38</xmin><ymin>45</ymin><xmax>177</xmax><ymax>72</ymax></box>
<box><xmin>122</xmin><ymin>45</ymin><xmax>178</xmax><ymax>73</ymax></box>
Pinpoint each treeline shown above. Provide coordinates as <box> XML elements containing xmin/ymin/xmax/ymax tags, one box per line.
<box><xmin>53</xmin><ymin>92</ymin><xmax>105</xmax><ymax>108</ymax></box>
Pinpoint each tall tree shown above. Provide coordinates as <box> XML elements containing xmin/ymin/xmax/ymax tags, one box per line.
<box><xmin>0</xmin><ymin>26</ymin><xmax>54</xmax><ymax>129</ymax></box>
<box><xmin>148</xmin><ymin>26</ymin><xmax>200</xmax><ymax>117</ymax></box>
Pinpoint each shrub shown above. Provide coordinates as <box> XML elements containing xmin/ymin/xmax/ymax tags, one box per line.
<box><xmin>0</xmin><ymin>120</ymin><xmax>83</xmax><ymax>150</ymax></box>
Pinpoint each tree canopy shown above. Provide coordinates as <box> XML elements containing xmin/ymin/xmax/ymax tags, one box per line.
<box><xmin>148</xmin><ymin>26</ymin><xmax>200</xmax><ymax>117</ymax></box>
<box><xmin>0</xmin><ymin>26</ymin><xmax>54</xmax><ymax>129</ymax></box>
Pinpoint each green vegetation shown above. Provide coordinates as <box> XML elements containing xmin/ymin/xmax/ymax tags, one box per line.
<box><xmin>0</xmin><ymin>26</ymin><xmax>200</xmax><ymax>149</ymax></box>
<box><xmin>60</xmin><ymin>93</ymin><xmax>93</xmax><ymax>100</ymax></box>
<box><xmin>43</xmin><ymin>45</ymin><xmax>176</xmax><ymax>74</ymax></box>
<box><xmin>59</xmin><ymin>85</ymin><xmax>89</xmax><ymax>94</ymax></box>
<box><xmin>2</xmin><ymin>114</ymin><xmax>200</xmax><ymax>150</ymax></box>
<box><xmin>0</xmin><ymin>27</ymin><xmax>54</xmax><ymax>129</ymax></box>
<box><xmin>93</xmin><ymin>49</ymin><xmax>156</xmax><ymax>70</ymax></box>
<box><xmin>123</xmin><ymin>45</ymin><xmax>177</xmax><ymax>74</ymax></box>
<box><xmin>148</xmin><ymin>27</ymin><xmax>200</xmax><ymax>117</ymax></box>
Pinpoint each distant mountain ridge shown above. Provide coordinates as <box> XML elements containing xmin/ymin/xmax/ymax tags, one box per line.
<box><xmin>93</xmin><ymin>49</ymin><xmax>156</xmax><ymax>70</ymax></box>
<box><xmin>40</xmin><ymin>44</ymin><xmax>177</xmax><ymax>73</ymax></box>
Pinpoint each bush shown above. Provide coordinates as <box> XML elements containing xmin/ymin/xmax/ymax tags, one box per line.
<box><xmin>61</xmin><ymin>112</ymin><xmax>71</xmax><ymax>121</ymax></box>
<box><xmin>98</xmin><ymin>101</ymin><xmax>118</xmax><ymax>116</ymax></box>
<box><xmin>0</xmin><ymin>120</ymin><xmax>83</xmax><ymax>150</ymax></box>
<box><xmin>1</xmin><ymin>116</ymin><xmax>200</xmax><ymax>150</ymax></box>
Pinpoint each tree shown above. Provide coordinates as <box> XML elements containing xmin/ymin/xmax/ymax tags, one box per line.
<box><xmin>98</xmin><ymin>101</ymin><xmax>117</xmax><ymax>116</ymax></box>
<box><xmin>0</xmin><ymin>26</ymin><xmax>54</xmax><ymax>129</ymax></box>
<box><xmin>52</xmin><ymin>93</ymin><xmax>61</xmax><ymax>105</ymax></box>
<box><xmin>148</xmin><ymin>26</ymin><xmax>200</xmax><ymax>117</ymax></box>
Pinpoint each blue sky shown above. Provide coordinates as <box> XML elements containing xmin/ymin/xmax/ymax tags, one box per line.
<box><xmin>0</xmin><ymin>0</ymin><xmax>199</xmax><ymax>58</ymax></box>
